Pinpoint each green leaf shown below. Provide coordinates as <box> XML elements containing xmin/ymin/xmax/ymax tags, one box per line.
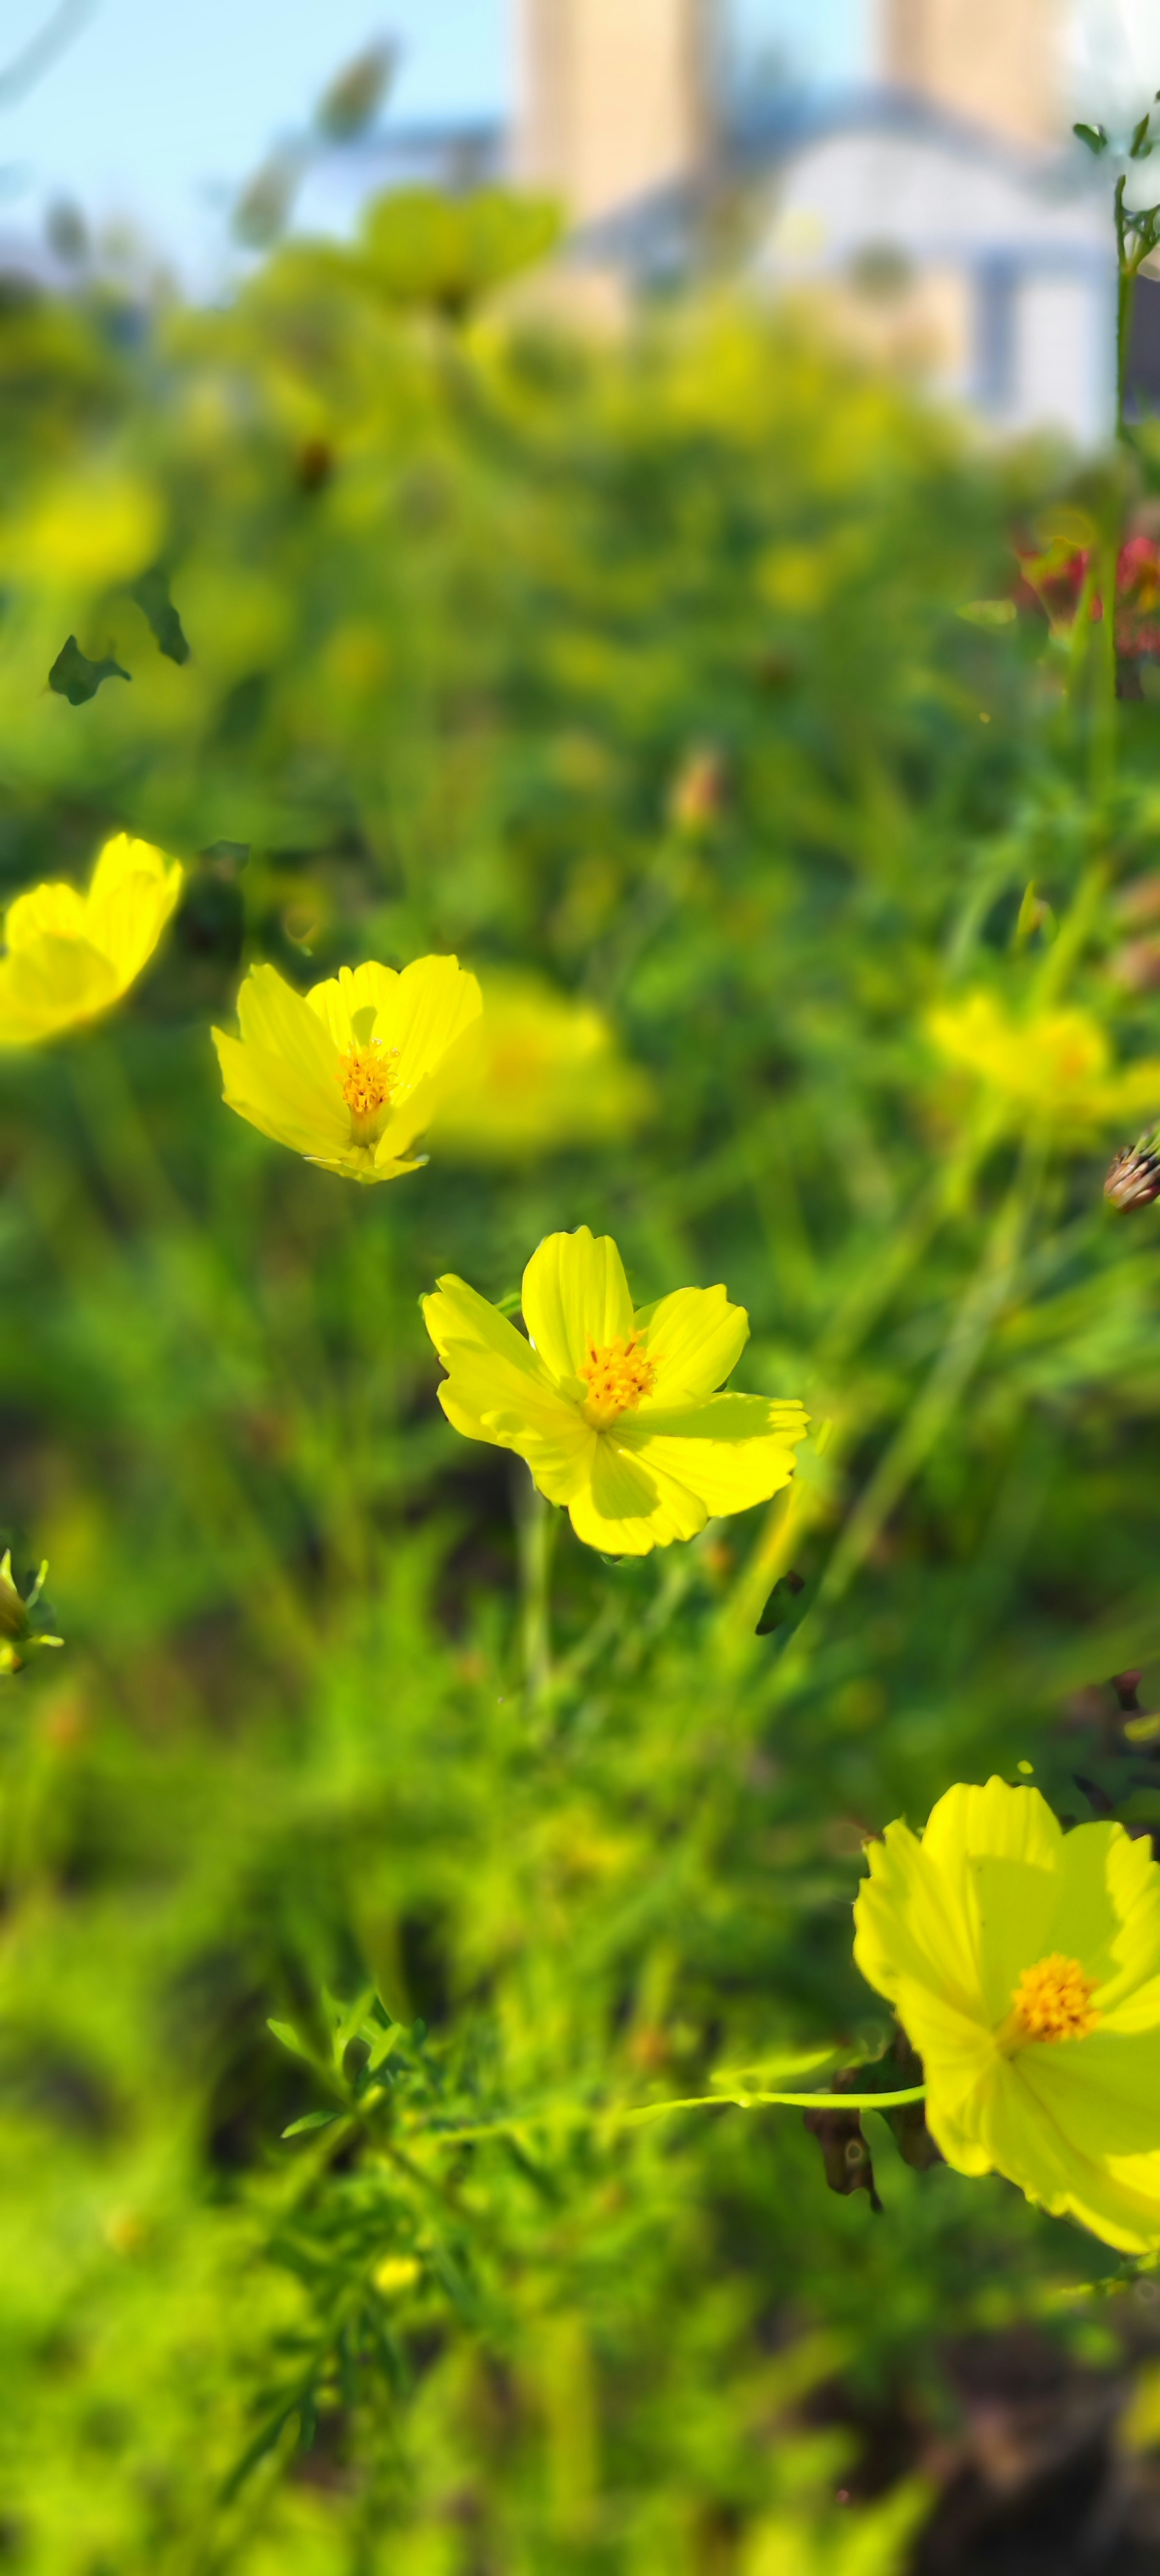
<box><xmin>756</xmin><ymin>1569</ymin><xmax>806</xmax><ymax>1637</ymax></box>
<box><xmin>267</xmin><ymin>2018</ymin><xmax>312</xmax><ymax>2061</ymax></box>
<box><xmin>315</xmin><ymin>41</ymin><xmax>396</xmax><ymax>142</ymax></box>
<box><xmin>48</xmin><ymin>634</ymin><xmax>129</xmax><ymax>705</ymax></box>
<box><xmin>362</xmin><ymin>2019</ymin><xmax>405</xmax><ymax>2073</ymax></box>
<box><xmin>1131</xmin><ymin>112</ymin><xmax>1154</xmax><ymax>158</ymax></box>
<box><xmin>1074</xmin><ymin>121</ymin><xmax>1109</xmax><ymax>154</ymax></box>
<box><xmin>130</xmin><ymin>566</ymin><xmax>190</xmax><ymax>665</ymax></box>
<box><xmin>281</xmin><ymin>2110</ymin><xmax>339</xmax><ymax>2137</ymax></box>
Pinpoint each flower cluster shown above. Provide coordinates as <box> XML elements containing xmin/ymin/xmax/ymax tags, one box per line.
<box><xmin>13</xmin><ymin>834</ymin><xmax>1160</xmax><ymax>2262</ymax></box>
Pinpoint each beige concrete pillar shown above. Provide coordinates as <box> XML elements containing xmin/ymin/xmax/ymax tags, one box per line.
<box><xmin>882</xmin><ymin>0</ymin><xmax>1062</xmax><ymax>146</ymax></box>
<box><xmin>515</xmin><ymin>0</ymin><xmax>711</xmax><ymax>223</ymax></box>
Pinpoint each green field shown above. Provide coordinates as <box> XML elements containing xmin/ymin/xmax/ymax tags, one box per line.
<box><xmin>5</xmin><ymin>205</ymin><xmax>1160</xmax><ymax>2570</ymax></box>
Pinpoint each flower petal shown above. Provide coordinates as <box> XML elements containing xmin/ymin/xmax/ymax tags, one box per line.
<box><xmin>1020</xmin><ymin>2025</ymin><xmax>1160</xmax><ymax>2159</ymax></box>
<box><xmin>620</xmin><ymin>1393</ymin><xmax>806</xmax><ymax>1518</ymax></box>
<box><xmin>306</xmin><ymin>960</ymin><xmax>399</xmax><ymax>1050</ymax></box>
<box><xmin>85</xmin><ymin>834</ymin><xmax>183</xmax><ymax>985</ymax></box>
<box><xmin>567</xmin><ymin>1434</ymin><xmax>705</xmax><ymax>1556</ymax></box>
<box><xmin>920</xmin><ymin>1779</ymin><xmax>1062</xmax><ymax>2027</ymax></box>
<box><xmin>982</xmin><ymin>2062</ymin><xmax>1160</xmax><ymax>2253</ymax></box>
<box><xmin>379</xmin><ymin>954</ymin><xmax>483</xmax><ymax>1092</ymax></box>
<box><xmin>212</xmin><ymin>1028</ymin><xmax>353</xmax><ymax>1159</ymax></box>
<box><xmin>236</xmin><ymin>964</ymin><xmax>346</xmax><ymax>1097</ymax></box>
<box><xmin>0</xmin><ymin>934</ymin><xmax>120</xmax><ymax>1044</ymax></box>
<box><xmin>638</xmin><ymin>1284</ymin><xmax>750</xmax><ymax>1401</ymax></box>
<box><xmin>4</xmin><ymin>882</ymin><xmax>89</xmax><ymax>950</ymax></box>
<box><xmin>423</xmin><ymin>1276</ymin><xmax>594</xmax><ymax>1501</ymax></box>
<box><xmin>1051</xmin><ymin>1821</ymin><xmax>1160</xmax><ymax>2013</ymax></box>
<box><xmin>854</xmin><ymin>1808</ymin><xmax>989</xmax><ymax>2028</ymax></box>
<box><xmin>522</xmin><ymin>1228</ymin><xmax>634</xmax><ymax>1382</ymax></box>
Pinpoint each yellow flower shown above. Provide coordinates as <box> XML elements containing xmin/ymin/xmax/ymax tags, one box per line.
<box><xmin>430</xmin><ymin>970</ymin><xmax>652</xmax><ymax>1160</ymax></box>
<box><xmin>0</xmin><ymin>834</ymin><xmax>184</xmax><ymax>1046</ymax></box>
<box><xmin>854</xmin><ymin>1776</ymin><xmax>1160</xmax><ymax>2253</ymax></box>
<box><xmin>3</xmin><ymin>469</ymin><xmax>162</xmax><ymax>588</ymax></box>
<box><xmin>212</xmin><ymin>955</ymin><xmax>482</xmax><ymax>1183</ymax></box>
<box><xmin>928</xmin><ymin>989</ymin><xmax>1160</xmax><ymax>1134</ymax></box>
<box><xmin>422</xmin><ymin>1225</ymin><xmax>808</xmax><ymax>1556</ymax></box>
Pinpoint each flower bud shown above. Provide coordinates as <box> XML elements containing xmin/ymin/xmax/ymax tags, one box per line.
<box><xmin>1105</xmin><ymin>1136</ymin><xmax>1160</xmax><ymax>1210</ymax></box>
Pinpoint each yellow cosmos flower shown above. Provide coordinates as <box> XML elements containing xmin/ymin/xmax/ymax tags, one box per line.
<box><xmin>0</xmin><ymin>834</ymin><xmax>183</xmax><ymax>1047</ymax></box>
<box><xmin>431</xmin><ymin>970</ymin><xmax>652</xmax><ymax>1160</ymax></box>
<box><xmin>212</xmin><ymin>955</ymin><xmax>482</xmax><ymax>1183</ymax></box>
<box><xmin>422</xmin><ymin>1225</ymin><xmax>808</xmax><ymax>1556</ymax></box>
<box><xmin>928</xmin><ymin>989</ymin><xmax>1160</xmax><ymax>1135</ymax></box>
<box><xmin>854</xmin><ymin>1776</ymin><xmax>1160</xmax><ymax>2253</ymax></box>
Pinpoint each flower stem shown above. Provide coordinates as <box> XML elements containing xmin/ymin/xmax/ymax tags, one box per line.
<box><xmin>406</xmin><ymin>2085</ymin><xmax>928</xmax><ymax>2151</ymax></box>
<box><xmin>518</xmin><ymin>1474</ymin><xmax>556</xmax><ymax>1708</ymax></box>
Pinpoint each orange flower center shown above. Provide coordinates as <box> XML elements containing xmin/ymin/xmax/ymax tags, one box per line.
<box><xmin>1009</xmin><ymin>1953</ymin><xmax>1100</xmax><ymax>2046</ymax></box>
<box><xmin>339</xmin><ymin>1040</ymin><xmax>398</xmax><ymax>1139</ymax></box>
<box><xmin>579</xmin><ymin>1333</ymin><xmax>656</xmax><ymax>1429</ymax></box>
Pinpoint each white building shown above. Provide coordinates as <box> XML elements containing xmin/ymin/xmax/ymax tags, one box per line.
<box><xmin>515</xmin><ymin>0</ymin><xmax>1117</xmax><ymax>447</ymax></box>
<box><xmin>744</xmin><ymin>90</ymin><xmax>1113</xmax><ymax>444</ymax></box>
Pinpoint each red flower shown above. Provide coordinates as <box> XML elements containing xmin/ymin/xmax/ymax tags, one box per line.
<box><xmin>1016</xmin><ymin>533</ymin><xmax>1160</xmax><ymax>655</ymax></box>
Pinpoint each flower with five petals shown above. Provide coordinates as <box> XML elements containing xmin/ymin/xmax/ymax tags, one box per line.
<box><xmin>422</xmin><ymin>1225</ymin><xmax>808</xmax><ymax>1555</ymax></box>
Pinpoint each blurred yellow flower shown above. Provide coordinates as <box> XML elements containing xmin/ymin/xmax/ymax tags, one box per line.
<box><xmin>213</xmin><ymin>955</ymin><xmax>482</xmax><ymax>1183</ymax></box>
<box><xmin>422</xmin><ymin>1225</ymin><xmax>807</xmax><ymax>1556</ymax></box>
<box><xmin>854</xmin><ymin>1776</ymin><xmax>1160</xmax><ymax>2253</ymax></box>
<box><xmin>431</xmin><ymin>970</ymin><xmax>651</xmax><ymax>1159</ymax></box>
<box><xmin>4</xmin><ymin>470</ymin><xmax>162</xmax><ymax>588</ymax></box>
<box><xmin>928</xmin><ymin>989</ymin><xmax>1160</xmax><ymax>1133</ymax></box>
<box><xmin>0</xmin><ymin>834</ymin><xmax>184</xmax><ymax>1046</ymax></box>
<box><xmin>373</xmin><ymin>2253</ymin><xmax>421</xmax><ymax>2298</ymax></box>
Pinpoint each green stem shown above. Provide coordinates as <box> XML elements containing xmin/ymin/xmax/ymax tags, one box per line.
<box><xmin>405</xmin><ymin>2085</ymin><xmax>927</xmax><ymax>2151</ymax></box>
<box><xmin>518</xmin><ymin>1476</ymin><xmax>556</xmax><ymax>1708</ymax></box>
<box><xmin>1117</xmin><ymin>176</ymin><xmax>1135</xmax><ymax>442</ymax></box>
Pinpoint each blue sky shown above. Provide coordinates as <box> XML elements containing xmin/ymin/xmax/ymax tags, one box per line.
<box><xmin>0</xmin><ymin>0</ymin><xmax>868</xmax><ymax>278</ymax></box>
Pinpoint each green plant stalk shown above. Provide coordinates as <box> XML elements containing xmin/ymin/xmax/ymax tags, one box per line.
<box><xmin>1116</xmin><ymin>175</ymin><xmax>1135</xmax><ymax>441</ymax></box>
<box><xmin>405</xmin><ymin>2085</ymin><xmax>928</xmax><ymax>2151</ymax></box>
<box><xmin>518</xmin><ymin>1475</ymin><xmax>557</xmax><ymax>1707</ymax></box>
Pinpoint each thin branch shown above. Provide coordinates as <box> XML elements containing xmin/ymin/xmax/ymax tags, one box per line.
<box><xmin>0</xmin><ymin>0</ymin><xmax>96</xmax><ymax>110</ymax></box>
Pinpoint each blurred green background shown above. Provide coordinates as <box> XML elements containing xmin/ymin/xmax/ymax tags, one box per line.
<box><xmin>7</xmin><ymin>206</ymin><xmax>1160</xmax><ymax>2571</ymax></box>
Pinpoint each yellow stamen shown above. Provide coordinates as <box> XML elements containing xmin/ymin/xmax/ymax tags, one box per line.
<box><xmin>1006</xmin><ymin>1953</ymin><xmax>1100</xmax><ymax>2048</ymax></box>
<box><xmin>579</xmin><ymin>1333</ymin><xmax>657</xmax><ymax>1429</ymax></box>
<box><xmin>339</xmin><ymin>1040</ymin><xmax>398</xmax><ymax>1140</ymax></box>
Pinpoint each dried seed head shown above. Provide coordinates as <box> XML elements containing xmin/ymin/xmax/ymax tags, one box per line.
<box><xmin>1106</xmin><ymin>1136</ymin><xmax>1160</xmax><ymax>1210</ymax></box>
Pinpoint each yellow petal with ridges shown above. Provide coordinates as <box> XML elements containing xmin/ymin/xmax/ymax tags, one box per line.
<box><xmin>522</xmin><ymin>1228</ymin><xmax>634</xmax><ymax>1382</ymax></box>
<box><xmin>382</xmin><ymin>954</ymin><xmax>482</xmax><ymax>1094</ymax></box>
<box><xmin>306</xmin><ymin>960</ymin><xmax>399</xmax><ymax>1050</ymax></box>
<box><xmin>638</xmin><ymin>1284</ymin><xmax>750</xmax><ymax>1402</ymax></box>
<box><xmin>567</xmin><ymin>1435</ymin><xmax>705</xmax><ymax>1555</ymax></box>
<box><xmin>211</xmin><ymin>1029</ymin><xmax>350</xmax><ymax>1160</ymax></box>
<box><xmin>4</xmin><ymin>882</ymin><xmax>90</xmax><ymax>950</ymax></box>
